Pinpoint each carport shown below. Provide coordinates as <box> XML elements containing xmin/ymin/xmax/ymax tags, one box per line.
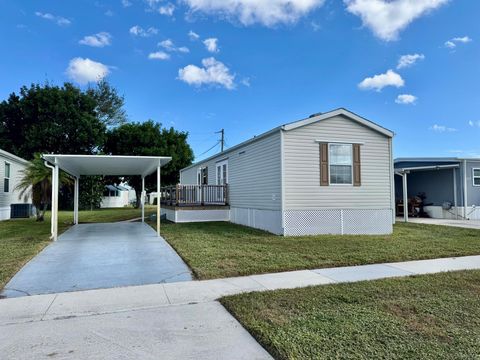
<box><xmin>0</xmin><ymin>154</ymin><xmax>195</xmax><ymax>298</ymax></box>
<box><xmin>42</xmin><ymin>154</ymin><xmax>171</xmax><ymax>241</ymax></box>
<box><xmin>394</xmin><ymin>162</ymin><xmax>461</xmax><ymax>222</ymax></box>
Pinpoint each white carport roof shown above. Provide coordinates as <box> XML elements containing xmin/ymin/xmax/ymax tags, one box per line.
<box><xmin>42</xmin><ymin>154</ymin><xmax>171</xmax><ymax>177</ymax></box>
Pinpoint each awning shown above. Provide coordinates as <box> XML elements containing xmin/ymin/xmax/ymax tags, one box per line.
<box><xmin>42</xmin><ymin>154</ymin><xmax>171</xmax><ymax>177</ymax></box>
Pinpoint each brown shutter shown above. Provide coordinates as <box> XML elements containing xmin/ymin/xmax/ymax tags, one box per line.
<box><xmin>353</xmin><ymin>144</ymin><xmax>361</xmax><ymax>186</ymax></box>
<box><xmin>320</xmin><ymin>143</ymin><xmax>329</xmax><ymax>186</ymax></box>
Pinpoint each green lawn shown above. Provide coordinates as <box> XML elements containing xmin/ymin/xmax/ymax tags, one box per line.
<box><xmin>159</xmin><ymin>221</ymin><xmax>480</xmax><ymax>279</ymax></box>
<box><xmin>0</xmin><ymin>207</ymin><xmax>153</xmax><ymax>291</ymax></box>
<box><xmin>221</xmin><ymin>270</ymin><xmax>480</xmax><ymax>359</ymax></box>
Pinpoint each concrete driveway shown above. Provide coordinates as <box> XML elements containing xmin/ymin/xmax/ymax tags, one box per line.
<box><xmin>1</xmin><ymin>222</ymin><xmax>192</xmax><ymax>298</ymax></box>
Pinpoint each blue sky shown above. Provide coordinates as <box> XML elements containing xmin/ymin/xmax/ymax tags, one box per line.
<box><xmin>1</xmin><ymin>0</ymin><xmax>479</xmax><ymax>161</ymax></box>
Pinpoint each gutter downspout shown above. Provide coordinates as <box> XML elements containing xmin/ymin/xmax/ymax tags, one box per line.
<box><xmin>463</xmin><ymin>159</ymin><xmax>468</xmax><ymax>219</ymax></box>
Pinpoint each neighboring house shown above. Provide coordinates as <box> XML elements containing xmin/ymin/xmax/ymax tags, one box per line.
<box><xmin>168</xmin><ymin>108</ymin><xmax>395</xmax><ymax>236</ymax></box>
<box><xmin>0</xmin><ymin>149</ymin><xmax>32</xmax><ymax>220</ymax></box>
<box><xmin>100</xmin><ymin>183</ymin><xmax>136</xmax><ymax>208</ymax></box>
<box><xmin>394</xmin><ymin>158</ymin><xmax>480</xmax><ymax>220</ymax></box>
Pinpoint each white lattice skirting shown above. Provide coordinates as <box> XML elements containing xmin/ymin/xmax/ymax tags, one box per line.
<box><xmin>230</xmin><ymin>207</ymin><xmax>283</xmax><ymax>235</ymax></box>
<box><xmin>283</xmin><ymin>209</ymin><xmax>393</xmax><ymax>236</ymax></box>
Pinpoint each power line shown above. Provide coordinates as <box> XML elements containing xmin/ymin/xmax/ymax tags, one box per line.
<box><xmin>198</xmin><ymin>141</ymin><xmax>220</xmax><ymax>156</ymax></box>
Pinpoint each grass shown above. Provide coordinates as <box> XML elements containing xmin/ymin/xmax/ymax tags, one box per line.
<box><xmin>158</xmin><ymin>221</ymin><xmax>480</xmax><ymax>280</ymax></box>
<box><xmin>221</xmin><ymin>270</ymin><xmax>480</xmax><ymax>359</ymax></box>
<box><xmin>0</xmin><ymin>207</ymin><xmax>154</xmax><ymax>291</ymax></box>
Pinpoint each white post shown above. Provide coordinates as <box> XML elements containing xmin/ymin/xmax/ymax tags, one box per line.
<box><xmin>74</xmin><ymin>177</ymin><xmax>79</xmax><ymax>225</ymax></box>
<box><xmin>141</xmin><ymin>176</ymin><xmax>145</xmax><ymax>223</ymax></box>
<box><xmin>402</xmin><ymin>172</ymin><xmax>408</xmax><ymax>223</ymax></box>
<box><xmin>453</xmin><ymin>168</ymin><xmax>458</xmax><ymax>220</ymax></box>
<box><xmin>157</xmin><ymin>165</ymin><xmax>161</xmax><ymax>237</ymax></box>
<box><xmin>463</xmin><ymin>159</ymin><xmax>468</xmax><ymax>219</ymax></box>
<box><xmin>53</xmin><ymin>163</ymin><xmax>59</xmax><ymax>241</ymax></box>
<box><xmin>49</xmin><ymin>164</ymin><xmax>55</xmax><ymax>239</ymax></box>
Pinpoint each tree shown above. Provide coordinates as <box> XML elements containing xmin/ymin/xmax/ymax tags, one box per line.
<box><xmin>86</xmin><ymin>79</ymin><xmax>127</xmax><ymax>127</ymax></box>
<box><xmin>104</xmin><ymin>121</ymin><xmax>194</xmax><ymax>207</ymax></box>
<box><xmin>79</xmin><ymin>176</ymin><xmax>105</xmax><ymax>211</ymax></box>
<box><xmin>0</xmin><ymin>83</ymin><xmax>106</xmax><ymax>160</ymax></box>
<box><xmin>15</xmin><ymin>154</ymin><xmax>73</xmax><ymax>221</ymax></box>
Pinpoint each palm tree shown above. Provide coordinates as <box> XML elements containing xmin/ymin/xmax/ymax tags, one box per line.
<box><xmin>16</xmin><ymin>154</ymin><xmax>73</xmax><ymax>221</ymax></box>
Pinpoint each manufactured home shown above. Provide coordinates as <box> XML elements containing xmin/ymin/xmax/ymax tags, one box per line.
<box><xmin>163</xmin><ymin>108</ymin><xmax>395</xmax><ymax>236</ymax></box>
<box><xmin>0</xmin><ymin>149</ymin><xmax>32</xmax><ymax>220</ymax></box>
<box><xmin>395</xmin><ymin>158</ymin><xmax>480</xmax><ymax>220</ymax></box>
<box><xmin>101</xmin><ymin>183</ymin><xmax>136</xmax><ymax>208</ymax></box>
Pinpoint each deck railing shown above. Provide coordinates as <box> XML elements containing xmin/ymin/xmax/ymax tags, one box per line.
<box><xmin>160</xmin><ymin>184</ymin><xmax>228</xmax><ymax>206</ymax></box>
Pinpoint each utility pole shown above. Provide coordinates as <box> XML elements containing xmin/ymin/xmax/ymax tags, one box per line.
<box><xmin>216</xmin><ymin>129</ymin><xmax>225</xmax><ymax>152</ymax></box>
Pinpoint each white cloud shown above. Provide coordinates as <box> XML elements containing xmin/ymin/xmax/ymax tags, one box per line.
<box><xmin>468</xmin><ymin>120</ymin><xmax>480</xmax><ymax>128</ymax></box>
<box><xmin>203</xmin><ymin>38</ymin><xmax>219</xmax><ymax>53</ymax></box>
<box><xmin>188</xmin><ymin>30</ymin><xmax>200</xmax><ymax>40</ymax></box>
<box><xmin>159</xmin><ymin>39</ymin><xmax>190</xmax><ymax>53</ymax></box>
<box><xmin>35</xmin><ymin>11</ymin><xmax>71</xmax><ymax>26</ymax></box>
<box><xmin>148</xmin><ymin>51</ymin><xmax>170</xmax><ymax>60</ymax></box>
<box><xmin>159</xmin><ymin>39</ymin><xmax>174</xmax><ymax>50</ymax></box>
<box><xmin>181</xmin><ymin>0</ymin><xmax>326</xmax><ymax>27</ymax></box>
<box><xmin>395</xmin><ymin>94</ymin><xmax>417</xmax><ymax>104</ymax></box>
<box><xmin>105</xmin><ymin>10</ymin><xmax>114</xmax><ymax>16</ymax></box>
<box><xmin>397</xmin><ymin>53</ymin><xmax>425</xmax><ymax>69</ymax></box>
<box><xmin>178</xmin><ymin>57</ymin><xmax>235</xmax><ymax>89</ymax></box>
<box><xmin>79</xmin><ymin>32</ymin><xmax>112</xmax><ymax>47</ymax></box>
<box><xmin>122</xmin><ymin>0</ymin><xmax>132</xmax><ymax>7</ymax></box>
<box><xmin>344</xmin><ymin>0</ymin><xmax>448</xmax><ymax>41</ymax></box>
<box><xmin>445</xmin><ymin>36</ymin><xmax>472</xmax><ymax>49</ymax></box>
<box><xmin>129</xmin><ymin>25</ymin><xmax>159</xmax><ymax>37</ymax></box>
<box><xmin>66</xmin><ymin>58</ymin><xmax>110</xmax><ymax>85</ymax></box>
<box><xmin>430</xmin><ymin>124</ymin><xmax>457</xmax><ymax>133</ymax></box>
<box><xmin>241</xmin><ymin>77</ymin><xmax>251</xmax><ymax>87</ymax></box>
<box><xmin>159</xmin><ymin>2</ymin><xmax>175</xmax><ymax>15</ymax></box>
<box><xmin>358</xmin><ymin>69</ymin><xmax>404</xmax><ymax>91</ymax></box>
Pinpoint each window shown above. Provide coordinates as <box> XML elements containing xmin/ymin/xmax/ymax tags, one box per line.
<box><xmin>329</xmin><ymin>144</ymin><xmax>353</xmax><ymax>185</ymax></box>
<box><xmin>201</xmin><ymin>167</ymin><xmax>208</xmax><ymax>185</ymax></box>
<box><xmin>473</xmin><ymin>168</ymin><xmax>480</xmax><ymax>187</ymax></box>
<box><xmin>4</xmin><ymin>162</ymin><xmax>10</xmax><ymax>193</ymax></box>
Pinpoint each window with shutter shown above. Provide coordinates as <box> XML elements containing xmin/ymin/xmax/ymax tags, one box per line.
<box><xmin>320</xmin><ymin>143</ymin><xmax>361</xmax><ymax>186</ymax></box>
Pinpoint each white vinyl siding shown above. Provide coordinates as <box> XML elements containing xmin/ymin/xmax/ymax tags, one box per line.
<box><xmin>283</xmin><ymin>115</ymin><xmax>392</xmax><ymax>210</ymax></box>
<box><xmin>0</xmin><ymin>154</ymin><xmax>31</xmax><ymax>210</ymax></box>
<box><xmin>180</xmin><ymin>131</ymin><xmax>282</xmax><ymax>210</ymax></box>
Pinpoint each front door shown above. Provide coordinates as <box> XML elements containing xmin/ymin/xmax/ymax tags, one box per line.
<box><xmin>216</xmin><ymin>161</ymin><xmax>228</xmax><ymax>203</ymax></box>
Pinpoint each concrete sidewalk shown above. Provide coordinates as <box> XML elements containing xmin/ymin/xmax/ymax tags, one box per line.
<box><xmin>406</xmin><ymin>217</ymin><xmax>480</xmax><ymax>229</ymax></box>
<box><xmin>2</xmin><ymin>255</ymin><xmax>480</xmax><ymax>359</ymax></box>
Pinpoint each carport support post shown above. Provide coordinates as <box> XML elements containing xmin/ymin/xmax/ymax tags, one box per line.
<box><xmin>402</xmin><ymin>171</ymin><xmax>408</xmax><ymax>223</ymax></box>
<box><xmin>141</xmin><ymin>176</ymin><xmax>145</xmax><ymax>223</ymax></box>
<box><xmin>74</xmin><ymin>176</ymin><xmax>79</xmax><ymax>225</ymax></box>
<box><xmin>52</xmin><ymin>162</ymin><xmax>59</xmax><ymax>241</ymax></box>
<box><xmin>157</xmin><ymin>165</ymin><xmax>161</xmax><ymax>236</ymax></box>
<box><xmin>453</xmin><ymin>168</ymin><xmax>458</xmax><ymax>219</ymax></box>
